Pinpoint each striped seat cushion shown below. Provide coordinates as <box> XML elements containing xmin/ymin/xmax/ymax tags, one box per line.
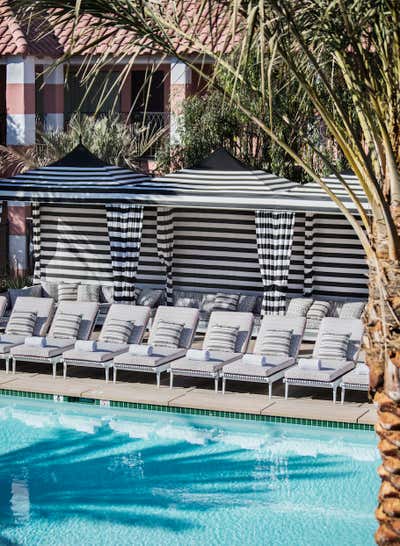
<box><xmin>259</xmin><ymin>329</ymin><xmax>293</xmax><ymax>357</ymax></box>
<box><xmin>152</xmin><ymin>320</ymin><xmax>184</xmax><ymax>348</ymax></box>
<box><xmin>213</xmin><ymin>293</ymin><xmax>240</xmax><ymax>312</ymax></box>
<box><xmin>52</xmin><ymin>313</ymin><xmax>82</xmax><ymax>340</ymax></box>
<box><xmin>317</xmin><ymin>333</ymin><xmax>350</xmax><ymax>360</ymax></box>
<box><xmin>100</xmin><ymin>319</ymin><xmax>134</xmax><ymax>344</ymax></box>
<box><xmin>6</xmin><ymin>311</ymin><xmax>37</xmax><ymax>336</ymax></box>
<box><xmin>58</xmin><ymin>283</ymin><xmax>79</xmax><ymax>302</ymax></box>
<box><xmin>205</xmin><ymin>324</ymin><xmax>239</xmax><ymax>353</ymax></box>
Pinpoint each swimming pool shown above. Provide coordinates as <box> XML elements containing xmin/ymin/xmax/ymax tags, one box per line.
<box><xmin>0</xmin><ymin>397</ymin><xmax>378</xmax><ymax>546</ymax></box>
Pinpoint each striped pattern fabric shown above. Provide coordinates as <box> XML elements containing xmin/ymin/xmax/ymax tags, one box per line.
<box><xmin>307</xmin><ymin>300</ymin><xmax>332</xmax><ymax>320</ymax></box>
<box><xmin>32</xmin><ymin>202</ymin><xmax>41</xmax><ymax>281</ymax></box>
<box><xmin>77</xmin><ymin>284</ymin><xmax>100</xmax><ymax>302</ymax></box>
<box><xmin>0</xmin><ymin>144</ymin><xmax>150</xmax><ymax>204</ymax></box>
<box><xmin>317</xmin><ymin>333</ymin><xmax>350</xmax><ymax>360</ymax></box>
<box><xmin>100</xmin><ymin>319</ymin><xmax>134</xmax><ymax>344</ymax></box>
<box><xmin>286</xmin><ymin>298</ymin><xmax>314</xmax><ymax>316</ymax></box>
<box><xmin>259</xmin><ymin>329</ymin><xmax>293</xmax><ymax>357</ymax></box>
<box><xmin>304</xmin><ymin>213</ymin><xmax>315</xmax><ymax>295</ymax></box>
<box><xmin>52</xmin><ymin>313</ymin><xmax>81</xmax><ymax>339</ymax></box>
<box><xmin>156</xmin><ymin>208</ymin><xmax>174</xmax><ymax>305</ymax></box>
<box><xmin>6</xmin><ymin>311</ymin><xmax>36</xmax><ymax>336</ymax></box>
<box><xmin>106</xmin><ymin>204</ymin><xmax>144</xmax><ymax>303</ymax></box>
<box><xmin>152</xmin><ymin>320</ymin><xmax>184</xmax><ymax>348</ymax></box>
<box><xmin>58</xmin><ymin>283</ymin><xmax>79</xmax><ymax>302</ymax></box>
<box><xmin>255</xmin><ymin>210</ymin><xmax>295</xmax><ymax>316</ymax></box>
<box><xmin>204</xmin><ymin>324</ymin><xmax>239</xmax><ymax>352</ymax></box>
<box><xmin>213</xmin><ymin>293</ymin><xmax>239</xmax><ymax>311</ymax></box>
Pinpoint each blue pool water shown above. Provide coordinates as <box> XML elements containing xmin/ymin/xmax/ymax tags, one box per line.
<box><xmin>0</xmin><ymin>397</ymin><xmax>378</xmax><ymax>546</ymax></box>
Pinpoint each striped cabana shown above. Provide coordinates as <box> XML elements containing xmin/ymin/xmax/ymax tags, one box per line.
<box><xmin>0</xmin><ymin>147</ymin><xmax>369</xmax><ymax>302</ymax></box>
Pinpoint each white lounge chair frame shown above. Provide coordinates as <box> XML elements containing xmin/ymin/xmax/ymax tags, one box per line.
<box><xmin>169</xmin><ymin>311</ymin><xmax>254</xmax><ymax>391</ymax></box>
<box><xmin>62</xmin><ymin>305</ymin><xmax>151</xmax><ymax>381</ymax></box>
<box><xmin>221</xmin><ymin>316</ymin><xmax>306</xmax><ymax>398</ymax></box>
<box><xmin>283</xmin><ymin>317</ymin><xmax>363</xmax><ymax>403</ymax></box>
<box><xmin>340</xmin><ymin>372</ymin><xmax>369</xmax><ymax>404</ymax></box>
<box><xmin>113</xmin><ymin>306</ymin><xmax>199</xmax><ymax>387</ymax></box>
<box><xmin>10</xmin><ymin>302</ymin><xmax>99</xmax><ymax>377</ymax></box>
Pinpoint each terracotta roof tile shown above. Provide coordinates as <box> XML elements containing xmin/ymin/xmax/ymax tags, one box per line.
<box><xmin>0</xmin><ymin>0</ymin><xmax>235</xmax><ymax>58</ymax></box>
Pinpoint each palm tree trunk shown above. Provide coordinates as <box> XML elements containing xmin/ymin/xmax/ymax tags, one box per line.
<box><xmin>367</xmin><ymin>251</ymin><xmax>400</xmax><ymax>544</ymax></box>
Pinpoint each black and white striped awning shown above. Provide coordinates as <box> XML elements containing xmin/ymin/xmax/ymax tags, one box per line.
<box><xmin>0</xmin><ymin>146</ymin><xmax>369</xmax><ymax>214</ymax></box>
<box><xmin>0</xmin><ymin>144</ymin><xmax>149</xmax><ymax>203</ymax></box>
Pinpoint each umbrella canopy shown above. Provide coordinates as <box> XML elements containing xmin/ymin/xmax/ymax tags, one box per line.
<box><xmin>0</xmin><ymin>144</ymin><xmax>149</xmax><ymax>203</ymax></box>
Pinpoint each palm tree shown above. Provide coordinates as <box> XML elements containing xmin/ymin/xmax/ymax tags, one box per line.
<box><xmin>18</xmin><ymin>1</ymin><xmax>400</xmax><ymax>541</ymax></box>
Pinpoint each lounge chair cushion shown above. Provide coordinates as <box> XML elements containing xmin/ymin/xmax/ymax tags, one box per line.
<box><xmin>114</xmin><ymin>347</ymin><xmax>186</xmax><ymax>368</ymax></box>
<box><xmin>77</xmin><ymin>284</ymin><xmax>100</xmax><ymax>302</ymax></box>
<box><xmin>101</xmin><ymin>305</ymin><xmax>150</xmax><ymax>344</ymax></box>
<box><xmin>100</xmin><ymin>319</ymin><xmax>134</xmax><ymax>344</ymax></box>
<box><xmin>52</xmin><ymin>313</ymin><xmax>82</xmax><ymax>340</ymax></box>
<box><xmin>48</xmin><ymin>302</ymin><xmax>98</xmax><ymax>341</ymax></box>
<box><xmin>317</xmin><ymin>333</ymin><xmax>350</xmax><ymax>360</ymax></box>
<box><xmin>148</xmin><ymin>306</ymin><xmax>199</xmax><ymax>349</ymax></box>
<box><xmin>11</xmin><ymin>297</ymin><xmax>55</xmax><ymax>337</ymax></box>
<box><xmin>339</xmin><ymin>302</ymin><xmax>365</xmax><ymax>319</ymax></box>
<box><xmin>170</xmin><ymin>352</ymin><xmax>241</xmax><ymax>374</ymax></box>
<box><xmin>286</xmin><ymin>298</ymin><xmax>313</xmax><ymax>317</ymax></box>
<box><xmin>58</xmin><ymin>283</ymin><xmax>79</xmax><ymax>302</ymax></box>
<box><xmin>258</xmin><ymin>329</ymin><xmax>293</xmax><ymax>357</ymax></box>
<box><xmin>204</xmin><ymin>324</ymin><xmax>238</xmax><ymax>352</ymax></box>
<box><xmin>224</xmin><ymin>356</ymin><xmax>295</xmax><ymax>377</ymax></box>
<box><xmin>6</xmin><ymin>311</ymin><xmax>36</xmax><ymax>337</ymax></box>
<box><xmin>0</xmin><ymin>335</ymin><xmax>26</xmax><ymax>354</ymax></box>
<box><xmin>340</xmin><ymin>369</ymin><xmax>370</xmax><ymax>386</ymax></box>
<box><xmin>285</xmin><ymin>360</ymin><xmax>355</xmax><ymax>382</ymax></box>
<box><xmin>11</xmin><ymin>338</ymin><xmax>75</xmax><ymax>359</ymax></box>
<box><xmin>307</xmin><ymin>301</ymin><xmax>332</xmax><ymax>321</ymax></box>
<box><xmin>63</xmin><ymin>342</ymin><xmax>127</xmax><ymax>363</ymax></box>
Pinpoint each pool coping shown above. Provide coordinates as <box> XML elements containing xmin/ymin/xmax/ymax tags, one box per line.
<box><xmin>0</xmin><ymin>388</ymin><xmax>375</xmax><ymax>431</ymax></box>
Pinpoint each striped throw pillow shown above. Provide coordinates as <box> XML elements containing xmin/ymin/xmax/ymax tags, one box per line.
<box><xmin>6</xmin><ymin>311</ymin><xmax>37</xmax><ymax>336</ymax></box>
<box><xmin>152</xmin><ymin>320</ymin><xmax>184</xmax><ymax>348</ymax></box>
<box><xmin>213</xmin><ymin>293</ymin><xmax>240</xmax><ymax>312</ymax></box>
<box><xmin>317</xmin><ymin>333</ymin><xmax>350</xmax><ymax>360</ymax></box>
<box><xmin>100</xmin><ymin>319</ymin><xmax>134</xmax><ymax>344</ymax></box>
<box><xmin>286</xmin><ymin>298</ymin><xmax>313</xmax><ymax>317</ymax></box>
<box><xmin>307</xmin><ymin>301</ymin><xmax>332</xmax><ymax>321</ymax></box>
<box><xmin>52</xmin><ymin>313</ymin><xmax>82</xmax><ymax>340</ymax></box>
<box><xmin>77</xmin><ymin>284</ymin><xmax>100</xmax><ymax>302</ymax></box>
<box><xmin>58</xmin><ymin>283</ymin><xmax>79</xmax><ymax>302</ymax></box>
<box><xmin>205</xmin><ymin>324</ymin><xmax>239</xmax><ymax>352</ymax></box>
<box><xmin>259</xmin><ymin>329</ymin><xmax>293</xmax><ymax>357</ymax></box>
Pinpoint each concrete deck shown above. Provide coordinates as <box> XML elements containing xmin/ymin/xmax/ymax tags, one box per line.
<box><xmin>0</xmin><ymin>365</ymin><xmax>377</xmax><ymax>425</ymax></box>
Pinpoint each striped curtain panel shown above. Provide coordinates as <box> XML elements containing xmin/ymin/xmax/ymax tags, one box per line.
<box><xmin>156</xmin><ymin>208</ymin><xmax>174</xmax><ymax>305</ymax></box>
<box><xmin>255</xmin><ymin>210</ymin><xmax>295</xmax><ymax>316</ymax></box>
<box><xmin>106</xmin><ymin>204</ymin><xmax>144</xmax><ymax>303</ymax></box>
<box><xmin>31</xmin><ymin>202</ymin><xmax>41</xmax><ymax>281</ymax></box>
<box><xmin>304</xmin><ymin>212</ymin><xmax>315</xmax><ymax>295</ymax></box>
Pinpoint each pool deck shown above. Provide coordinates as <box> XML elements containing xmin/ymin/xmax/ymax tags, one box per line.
<box><xmin>0</xmin><ymin>367</ymin><xmax>377</xmax><ymax>426</ymax></box>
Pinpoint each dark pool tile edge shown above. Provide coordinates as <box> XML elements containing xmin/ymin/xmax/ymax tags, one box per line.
<box><xmin>0</xmin><ymin>388</ymin><xmax>375</xmax><ymax>431</ymax></box>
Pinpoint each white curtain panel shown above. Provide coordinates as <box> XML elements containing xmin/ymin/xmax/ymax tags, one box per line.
<box><xmin>255</xmin><ymin>210</ymin><xmax>296</xmax><ymax>315</ymax></box>
<box><xmin>106</xmin><ymin>204</ymin><xmax>144</xmax><ymax>303</ymax></box>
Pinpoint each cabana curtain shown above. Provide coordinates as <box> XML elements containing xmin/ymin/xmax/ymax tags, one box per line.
<box><xmin>106</xmin><ymin>204</ymin><xmax>144</xmax><ymax>303</ymax></box>
<box><xmin>156</xmin><ymin>208</ymin><xmax>174</xmax><ymax>305</ymax></box>
<box><xmin>31</xmin><ymin>202</ymin><xmax>41</xmax><ymax>281</ymax></box>
<box><xmin>255</xmin><ymin>210</ymin><xmax>295</xmax><ymax>315</ymax></box>
<box><xmin>304</xmin><ymin>212</ymin><xmax>315</xmax><ymax>295</ymax></box>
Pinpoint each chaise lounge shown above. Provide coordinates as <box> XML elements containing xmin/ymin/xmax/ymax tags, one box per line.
<box><xmin>283</xmin><ymin>317</ymin><xmax>363</xmax><ymax>403</ymax></box>
<box><xmin>169</xmin><ymin>311</ymin><xmax>254</xmax><ymax>391</ymax></box>
<box><xmin>221</xmin><ymin>315</ymin><xmax>306</xmax><ymax>398</ymax></box>
<box><xmin>10</xmin><ymin>301</ymin><xmax>99</xmax><ymax>377</ymax></box>
<box><xmin>113</xmin><ymin>306</ymin><xmax>200</xmax><ymax>387</ymax></box>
